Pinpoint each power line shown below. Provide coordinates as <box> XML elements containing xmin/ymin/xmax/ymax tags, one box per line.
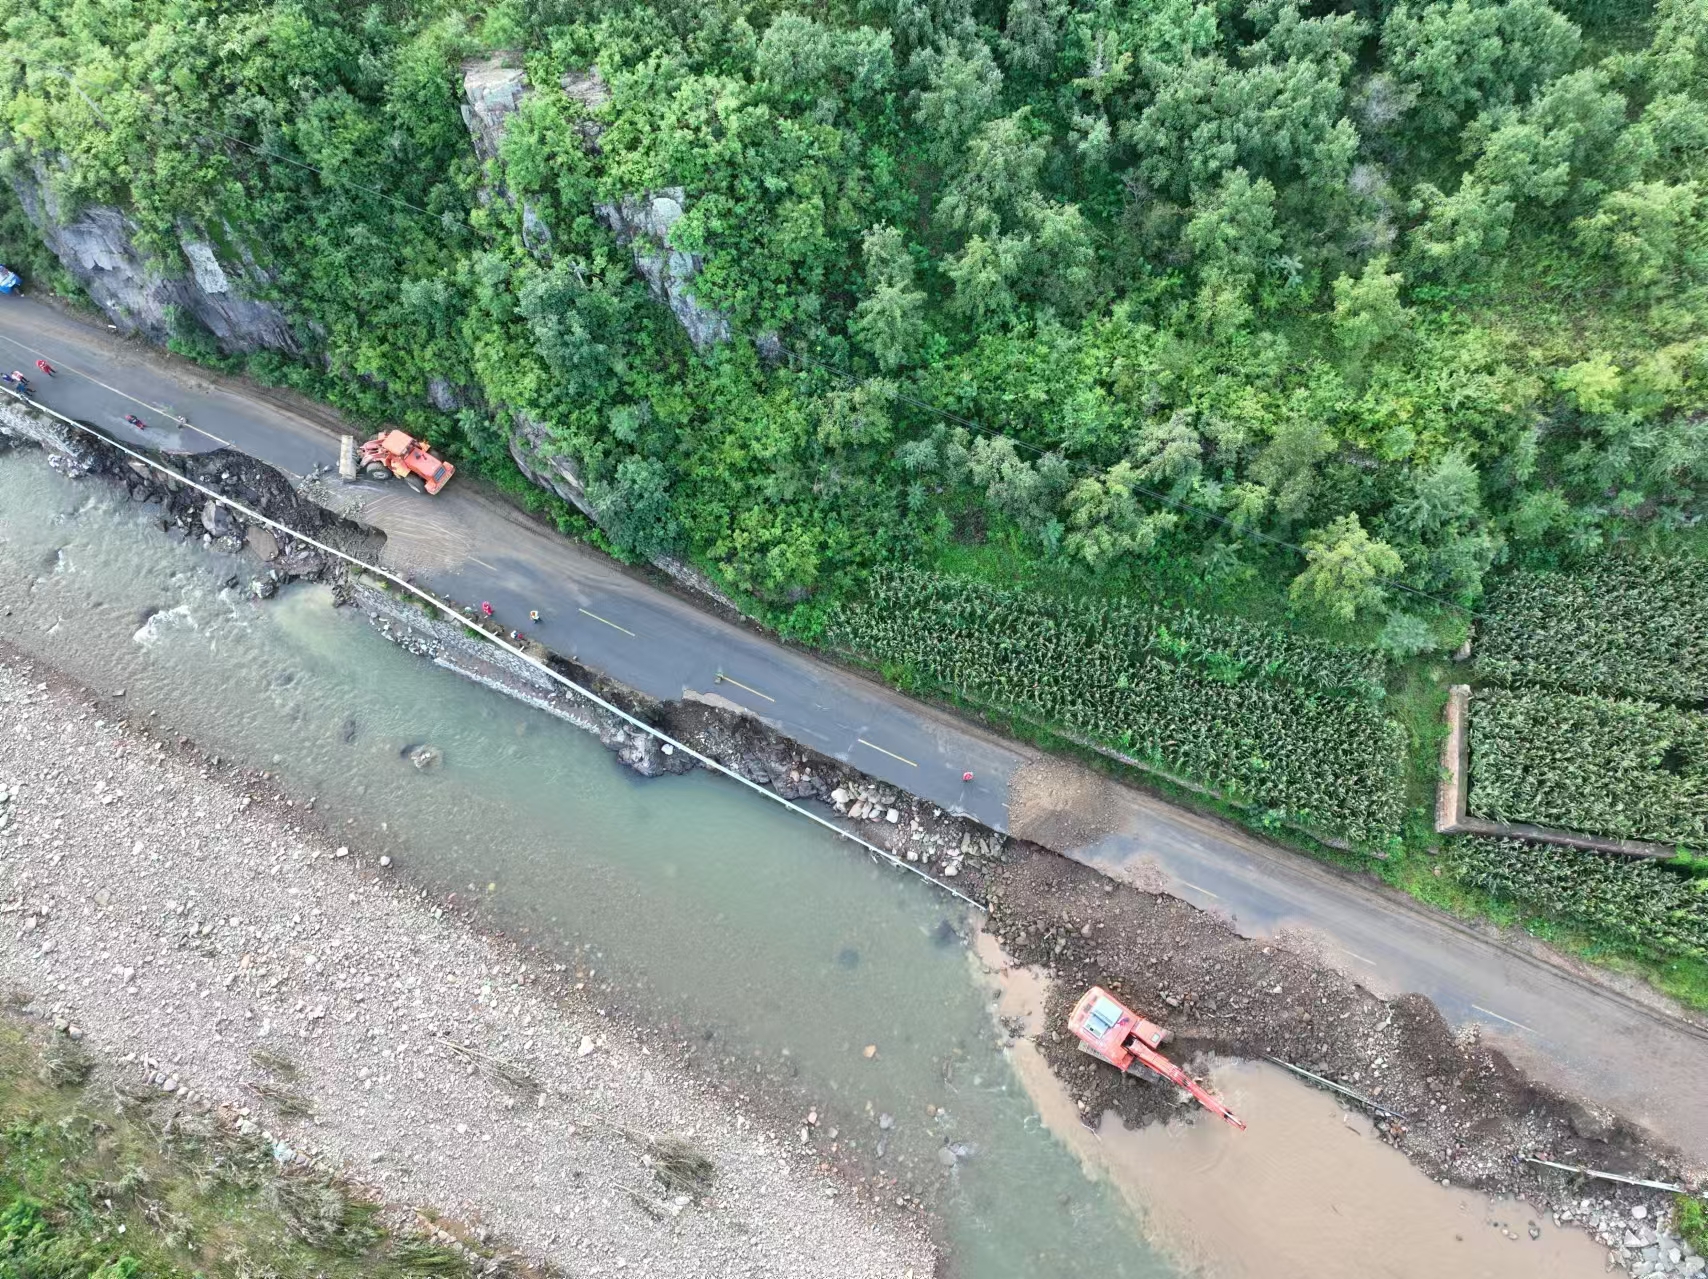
<box><xmin>193</xmin><ymin>122</ymin><xmax>451</xmax><ymax>222</ymax></box>
<box><xmin>777</xmin><ymin>339</ymin><xmax>1487</xmax><ymax>621</ymax></box>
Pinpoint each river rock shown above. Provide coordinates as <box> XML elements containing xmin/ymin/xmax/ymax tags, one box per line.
<box><xmin>277</xmin><ymin>549</ymin><xmax>325</xmax><ymax>580</ymax></box>
<box><xmin>408</xmin><ymin>745</ymin><xmax>443</xmax><ymax>771</ymax></box>
<box><xmin>247</xmin><ymin>527</ymin><xmax>280</xmax><ymax>560</ymax></box>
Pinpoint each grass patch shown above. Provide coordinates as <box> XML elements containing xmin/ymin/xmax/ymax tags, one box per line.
<box><xmin>1677</xmin><ymin>1194</ymin><xmax>1708</xmax><ymax>1256</ymax></box>
<box><xmin>0</xmin><ymin>1018</ymin><xmax>485</xmax><ymax>1278</ymax></box>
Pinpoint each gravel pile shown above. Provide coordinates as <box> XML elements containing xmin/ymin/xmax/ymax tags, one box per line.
<box><xmin>0</xmin><ymin>653</ymin><xmax>933</xmax><ymax>1279</ymax></box>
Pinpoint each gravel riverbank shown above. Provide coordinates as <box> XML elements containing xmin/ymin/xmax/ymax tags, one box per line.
<box><xmin>0</xmin><ymin>650</ymin><xmax>935</xmax><ymax>1279</ymax></box>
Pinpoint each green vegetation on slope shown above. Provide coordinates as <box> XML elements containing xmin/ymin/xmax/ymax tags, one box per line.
<box><xmin>0</xmin><ymin>1019</ymin><xmax>473</xmax><ymax>1279</ymax></box>
<box><xmin>4</xmin><ymin>0</ymin><xmax>1707</xmax><ymax>622</ymax></box>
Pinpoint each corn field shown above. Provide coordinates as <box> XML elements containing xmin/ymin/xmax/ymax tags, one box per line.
<box><xmin>829</xmin><ymin>567</ymin><xmax>1408</xmax><ymax>846</ymax></box>
<box><xmin>1446</xmin><ymin>836</ymin><xmax>1708</xmax><ymax>959</ymax></box>
<box><xmin>1477</xmin><ymin>553</ymin><xmax>1708</xmax><ymax>703</ymax></box>
<box><xmin>1468</xmin><ymin>688</ymin><xmax>1708</xmax><ymax>848</ymax></box>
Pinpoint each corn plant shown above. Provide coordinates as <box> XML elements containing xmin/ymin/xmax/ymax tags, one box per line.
<box><xmin>1468</xmin><ymin>688</ymin><xmax>1708</xmax><ymax>847</ymax></box>
<box><xmin>830</xmin><ymin>567</ymin><xmax>1408</xmax><ymax>845</ymax></box>
<box><xmin>1446</xmin><ymin>836</ymin><xmax>1708</xmax><ymax>959</ymax></box>
<box><xmin>1478</xmin><ymin>553</ymin><xmax>1708</xmax><ymax>704</ymax></box>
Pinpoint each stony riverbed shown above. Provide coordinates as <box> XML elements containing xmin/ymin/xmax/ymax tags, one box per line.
<box><xmin>0</xmin><ymin>652</ymin><xmax>935</xmax><ymax>1278</ymax></box>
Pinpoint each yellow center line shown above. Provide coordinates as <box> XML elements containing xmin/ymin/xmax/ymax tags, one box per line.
<box><xmin>1471</xmin><ymin>1004</ymin><xmax>1536</xmax><ymax>1034</ymax></box>
<box><xmin>857</xmin><ymin>738</ymin><xmax>917</xmax><ymax>768</ymax></box>
<box><xmin>0</xmin><ymin>331</ymin><xmax>240</xmax><ymax>452</ymax></box>
<box><xmin>578</xmin><ymin>607</ymin><xmax>636</xmax><ymax>637</ymax></box>
<box><xmin>717</xmin><ymin>674</ymin><xmax>775</xmax><ymax>703</ymax></box>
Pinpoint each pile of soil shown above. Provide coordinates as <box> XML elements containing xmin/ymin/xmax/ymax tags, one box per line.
<box><xmin>1006</xmin><ymin>756</ymin><xmax>1123</xmax><ymax>850</ymax></box>
<box><xmin>982</xmin><ymin>849</ymin><xmax>1683</xmax><ymax>1205</ymax></box>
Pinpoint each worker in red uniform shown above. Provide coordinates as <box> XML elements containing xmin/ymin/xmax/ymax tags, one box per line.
<box><xmin>480</xmin><ymin>601</ymin><xmax>494</xmax><ymax>619</ymax></box>
<box><xmin>34</xmin><ymin>359</ymin><xmax>54</xmax><ymax>377</ymax></box>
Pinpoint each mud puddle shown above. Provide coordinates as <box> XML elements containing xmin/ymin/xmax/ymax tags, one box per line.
<box><xmin>973</xmin><ymin>931</ymin><xmax>1607</xmax><ymax>1279</ymax></box>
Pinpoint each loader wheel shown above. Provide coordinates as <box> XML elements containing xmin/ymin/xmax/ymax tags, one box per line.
<box><xmin>404</xmin><ymin>474</ymin><xmax>426</xmax><ymax>495</ymax></box>
<box><xmin>366</xmin><ymin>464</ymin><xmax>390</xmax><ymax>481</ymax></box>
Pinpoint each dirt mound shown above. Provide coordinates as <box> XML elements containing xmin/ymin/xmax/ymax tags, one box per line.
<box><xmin>982</xmin><ymin>848</ymin><xmax>1680</xmax><ymax>1204</ymax></box>
<box><xmin>1006</xmin><ymin>756</ymin><xmax>1123</xmax><ymax>850</ymax></box>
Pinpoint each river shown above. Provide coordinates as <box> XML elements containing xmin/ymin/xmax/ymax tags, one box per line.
<box><xmin>0</xmin><ymin>449</ymin><xmax>1608</xmax><ymax>1278</ymax></box>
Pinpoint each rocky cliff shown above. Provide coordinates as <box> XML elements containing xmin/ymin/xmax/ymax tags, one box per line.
<box><xmin>593</xmin><ymin>188</ymin><xmax>732</xmax><ymax>350</ymax></box>
<box><xmin>8</xmin><ymin>169</ymin><xmax>298</xmax><ymax>354</ymax></box>
<box><xmin>458</xmin><ymin>58</ymin><xmax>730</xmax><ymax>350</ymax></box>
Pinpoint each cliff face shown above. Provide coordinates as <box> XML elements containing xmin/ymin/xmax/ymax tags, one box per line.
<box><xmin>9</xmin><ymin>170</ymin><xmax>298</xmax><ymax>354</ymax></box>
<box><xmin>593</xmin><ymin>188</ymin><xmax>732</xmax><ymax>350</ymax></box>
<box><xmin>458</xmin><ymin>58</ymin><xmax>731</xmax><ymax>350</ymax></box>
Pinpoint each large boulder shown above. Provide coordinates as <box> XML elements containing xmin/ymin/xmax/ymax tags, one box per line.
<box><xmin>9</xmin><ymin>169</ymin><xmax>298</xmax><ymax>354</ymax></box>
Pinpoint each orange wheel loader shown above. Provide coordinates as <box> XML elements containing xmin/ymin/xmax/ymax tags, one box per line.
<box><xmin>358</xmin><ymin>429</ymin><xmax>454</xmax><ymax>495</ymax></box>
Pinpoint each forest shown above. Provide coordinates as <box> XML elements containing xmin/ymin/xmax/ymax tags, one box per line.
<box><xmin>2</xmin><ymin>0</ymin><xmax>1705</xmax><ymax>638</ymax></box>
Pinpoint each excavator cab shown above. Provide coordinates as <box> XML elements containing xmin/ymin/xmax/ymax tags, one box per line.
<box><xmin>1068</xmin><ymin>985</ymin><xmax>1246</xmax><ymax>1130</ymax></box>
<box><xmin>1070</xmin><ymin>986</ymin><xmax>1171</xmax><ymax>1071</ymax></box>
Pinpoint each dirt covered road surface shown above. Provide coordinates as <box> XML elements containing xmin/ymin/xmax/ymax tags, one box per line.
<box><xmin>0</xmin><ymin>651</ymin><xmax>935</xmax><ymax>1279</ymax></box>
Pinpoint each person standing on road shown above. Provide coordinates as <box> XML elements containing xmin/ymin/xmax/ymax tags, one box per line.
<box><xmin>34</xmin><ymin>359</ymin><xmax>54</xmax><ymax>377</ymax></box>
<box><xmin>480</xmin><ymin>601</ymin><xmax>494</xmax><ymax>619</ymax></box>
<box><xmin>962</xmin><ymin>771</ymin><xmax>974</xmax><ymax>782</ymax></box>
<box><xmin>529</xmin><ymin>610</ymin><xmax>540</xmax><ymax>623</ymax></box>
<box><xmin>124</xmin><ymin>414</ymin><xmax>147</xmax><ymax>431</ymax></box>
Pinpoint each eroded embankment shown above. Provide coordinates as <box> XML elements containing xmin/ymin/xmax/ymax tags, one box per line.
<box><xmin>348</xmin><ymin>577</ymin><xmax>1708</xmax><ymax>1270</ymax></box>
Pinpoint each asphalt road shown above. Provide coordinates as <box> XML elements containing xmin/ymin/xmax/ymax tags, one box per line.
<box><xmin>4</xmin><ymin>295</ymin><xmax>1706</xmax><ymax>1165</ymax></box>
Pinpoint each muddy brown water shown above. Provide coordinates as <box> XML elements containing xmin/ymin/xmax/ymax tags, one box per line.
<box><xmin>0</xmin><ymin>451</ymin><xmax>1612</xmax><ymax>1277</ymax></box>
<box><xmin>975</xmin><ymin>932</ymin><xmax>1606</xmax><ymax>1278</ymax></box>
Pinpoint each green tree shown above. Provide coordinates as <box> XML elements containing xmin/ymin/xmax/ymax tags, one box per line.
<box><xmin>1332</xmin><ymin>255</ymin><xmax>1410</xmax><ymax>358</ymax></box>
<box><xmin>1061</xmin><ymin>462</ymin><xmax>1179</xmax><ymax>569</ymax></box>
<box><xmin>1290</xmin><ymin>513</ymin><xmax>1404</xmax><ymax>621</ymax></box>
<box><xmin>1382</xmin><ymin>0</ymin><xmax>1580</xmax><ymax>138</ymax></box>
<box><xmin>852</xmin><ymin>225</ymin><xmax>928</xmax><ymax>369</ymax></box>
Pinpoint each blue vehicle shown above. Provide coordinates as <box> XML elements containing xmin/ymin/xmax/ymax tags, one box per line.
<box><xmin>0</xmin><ymin>265</ymin><xmax>20</xmax><ymax>295</ymax></box>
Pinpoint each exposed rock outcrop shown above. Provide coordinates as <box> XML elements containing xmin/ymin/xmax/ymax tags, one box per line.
<box><xmin>594</xmin><ymin>188</ymin><xmax>732</xmax><ymax>350</ymax></box>
<box><xmin>9</xmin><ymin>170</ymin><xmax>297</xmax><ymax>354</ymax></box>
<box><xmin>460</xmin><ymin>56</ymin><xmax>553</xmax><ymax>253</ymax></box>
<box><xmin>506</xmin><ymin>412</ymin><xmax>599</xmax><ymax>522</ymax></box>
<box><xmin>455</xmin><ymin>58</ymin><xmax>729</xmax><ymax>349</ymax></box>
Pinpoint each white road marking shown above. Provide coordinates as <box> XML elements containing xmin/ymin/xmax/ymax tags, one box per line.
<box><xmin>468</xmin><ymin>556</ymin><xmax>499</xmax><ymax>571</ymax></box>
<box><xmin>857</xmin><ymin>738</ymin><xmax>918</xmax><ymax>768</ymax></box>
<box><xmin>0</xmin><ymin>333</ymin><xmax>236</xmax><ymax>450</ymax></box>
<box><xmin>1471</xmin><ymin>1004</ymin><xmax>1536</xmax><ymax>1034</ymax></box>
<box><xmin>578</xmin><ymin>607</ymin><xmax>636</xmax><ymax>637</ymax></box>
<box><xmin>717</xmin><ymin>674</ymin><xmax>775</xmax><ymax>703</ymax></box>
<box><xmin>1177</xmin><ymin>880</ymin><xmax>1220</xmax><ymax>899</ymax></box>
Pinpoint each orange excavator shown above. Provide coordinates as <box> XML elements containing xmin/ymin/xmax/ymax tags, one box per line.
<box><xmin>358</xmin><ymin>429</ymin><xmax>454</xmax><ymax>495</ymax></box>
<box><xmin>1068</xmin><ymin>985</ymin><xmax>1245</xmax><ymax>1130</ymax></box>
